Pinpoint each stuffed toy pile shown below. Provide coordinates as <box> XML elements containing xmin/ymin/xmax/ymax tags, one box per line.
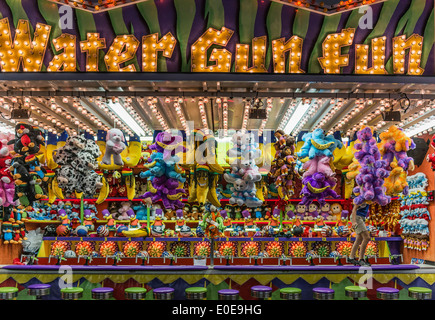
<box><xmin>223</xmin><ymin>131</ymin><xmax>263</xmax><ymax>207</ymax></box>
<box><xmin>139</xmin><ymin>131</ymin><xmax>186</xmax><ymax>210</ymax></box>
<box><xmin>352</xmin><ymin>126</ymin><xmax>391</xmax><ymax>206</ymax></box>
<box><xmin>296</xmin><ymin>128</ymin><xmax>342</xmax><ymax>206</ymax></box>
<box><xmin>186</xmin><ymin>130</ymin><xmax>223</xmax><ymax>207</ymax></box>
<box><xmin>378</xmin><ymin>125</ymin><xmax>415</xmax><ymax>195</ymax></box>
<box><xmin>0</xmin><ymin>132</ymin><xmax>15</xmax><ymax>207</ymax></box>
<box><xmin>399</xmin><ymin>173</ymin><xmax>430</xmax><ymax>251</ymax></box>
<box><xmin>8</xmin><ymin>123</ymin><xmax>47</xmax><ymax>210</ymax></box>
<box><xmin>268</xmin><ymin>130</ymin><xmax>300</xmax><ymax>200</ymax></box>
<box><xmin>53</xmin><ymin>134</ymin><xmax>106</xmax><ymax>200</ymax></box>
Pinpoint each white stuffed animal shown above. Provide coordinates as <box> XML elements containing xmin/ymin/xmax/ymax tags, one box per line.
<box><xmin>101</xmin><ymin>128</ymin><xmax>126</xmax><ymax>166</ymax></box>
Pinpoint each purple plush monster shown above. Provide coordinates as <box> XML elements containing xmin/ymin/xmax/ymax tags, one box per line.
<box><xmin>300</xmin><ymin>172</ymin><xmax>340</xmax><ymax>206</ymax></box>
<box><xmin>353</xmin><ymin>127</ymin><xmax>391</xmax><ymax>206</ymax></box>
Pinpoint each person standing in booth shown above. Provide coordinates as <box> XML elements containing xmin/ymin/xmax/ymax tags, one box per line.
<box><xmin>348</xmin><ymin>200</ymin><xmax>371</xmax><ymax>266</ymax></box>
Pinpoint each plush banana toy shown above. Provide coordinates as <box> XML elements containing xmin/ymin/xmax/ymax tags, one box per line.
<box><xmin>185</xmin><ymin>130</ymin><xmax>223</xmax><ymax>207</ymax></box>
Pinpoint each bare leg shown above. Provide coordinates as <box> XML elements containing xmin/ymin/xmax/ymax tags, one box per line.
<box><xmin>359</xmin><ymin>231</ymin><xmax>370</xmax><ymax>261</ymax></box>
<box><xmin>350</xmin><ymin>234</ymin><xmax>362</xmax><ymax>259</ymax></box>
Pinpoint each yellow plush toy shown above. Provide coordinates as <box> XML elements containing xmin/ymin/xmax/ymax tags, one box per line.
<box><xmin>378</xmin><ymin>125</ymin><xmax>415</xmax><ymax>195</ymax></box>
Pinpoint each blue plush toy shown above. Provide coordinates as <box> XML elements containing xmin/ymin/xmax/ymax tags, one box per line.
<box><xmin>133</xmin><ymin>203</ymin><xmax>148</xmax><ymax>220</ymax></box>
<box><xmin>297</xmin><ymin>128</ymin><xmax>343</xmax><ymax>159</ymax></box>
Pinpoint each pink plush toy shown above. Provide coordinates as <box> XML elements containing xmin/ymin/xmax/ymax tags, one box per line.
<box><xmin>0</xmin><ymin>140</ymin><xmax>14</xmax><ymax>207</ymax></box>
<box><xmin>101</xmin><ymin>128</ymin><xmax>126</xmax><ymax>166</ymax></box>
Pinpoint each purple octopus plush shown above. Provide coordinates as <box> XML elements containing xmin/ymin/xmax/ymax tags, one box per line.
<box><xmin>352</xmin><ymin>127</ymin><xmax>391</xmax><ymax>206</ymax></box>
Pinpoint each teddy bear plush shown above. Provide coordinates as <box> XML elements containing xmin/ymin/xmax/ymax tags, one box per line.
<box><xmin>101</xmin><ymin>128</ymin><xmax>126</xmax><ymax>166</ymax></box>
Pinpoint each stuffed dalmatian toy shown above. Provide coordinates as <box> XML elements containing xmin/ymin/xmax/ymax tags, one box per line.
<box><xmin>55</xmin><ymin>135</ymin><xmax>102</xmax><ymax>196</ymax></box>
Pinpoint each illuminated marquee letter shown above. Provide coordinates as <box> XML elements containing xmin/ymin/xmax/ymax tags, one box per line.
<box><xmin>80</xmin><ymin>33</ymin><xmax>106</xmax><ymax>72</ymax></box>
<box><xmin>355</xmin><ymin>37</ymin><xmax>387</xmax><ymax>74</ymax></box>
<box><xmin>272</xmin><ymin>36</ymin><xmax>304</xmax><ymax>73</ymax></box>
<box><xmin>392</xmin><ymin>34</ymin><xmax>424</xmax><ymax>75</ymax></box>
<box><xmin>48</xmin><ymin>33</ymin><xmax>76</xmax><ymax>72</ymax></box>
<box><xmin>0</xmin><ymin>18</ymin><xmax>50</xmax><ymax>72</ymax></box>
<box><xmin>235</xmin><ymin>36</ymin><xmax>267</xmax><ymax>73</ymax></box>
<box><xmin>142</xmin><ymin>32</ymin><xmax>176</xmax><ymax>72</ymax></box>
<box><xmin>191</xmin><ymin>27</ymin><xmax>234</xmax><ymax>72</ymax></box>
<box><xmin>104</xmin><ymin>34</ymin><xmax>139</xmax><ymax>72</ymax></box>
<box><xmin>318</xmin><ymin>28</ymin><xmax>355</xmax><ymax>74</ymax></box>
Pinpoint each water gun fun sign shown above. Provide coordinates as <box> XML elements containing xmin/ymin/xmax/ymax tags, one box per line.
<box><xmin>0</xmin><ymin>0</ymin><xmax>431</xmax><ymax>75</ymax></box>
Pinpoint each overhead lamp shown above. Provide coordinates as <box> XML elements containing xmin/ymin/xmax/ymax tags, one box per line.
<box><xmin>107</xmin><ymin>101</ymin><xmax>146</xmax><ymax>137</ymax></box>
<box><xmin>283</xmin><ymin>101</ymin><xmax>311</xmax><ymax>134</ymax></box>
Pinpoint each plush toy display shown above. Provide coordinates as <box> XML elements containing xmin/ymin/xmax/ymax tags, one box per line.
<box><xmin>186</xmin><ymin>130</ymin><xmax>223</xmax><ymax>207</ymax></box>
<box><xmin>269</xmin><ymin>130</ymin><xmax>300</xmax><ymax>200</ymax></box>
<box><xmin>297</xmin><ymin>129</ymin><xmax>342</xmax><ymax>206</ymax></box>
<box><xmin>8</xmin><ymin>123</ymin><xmax>47</xmax><ymax>210</ymax></box>
<box><xmin>100</xmin><ymin>128</ymin><xmax>126</xmax><ymax>166</ymax></box>
<box><xmin>53</xmin><ymin>134</ymin><xmax>108</xmax><ymax>201</ymax></box>
<box><xmin>378</xmin><ymin>125</ymin><xmax>416</xmax><ymax>195</ymax></box>
<box><xmin>223</xmin><ymin>131</ymin><xmax>263</xmax><ymax>208</ymax></box>
<box><xmin>399</xmin><ymin>173</ymin><xmax>430</xmax><ymax>251</ymax></box>
<box><xmin>139</xmin><ymin>132</ymin><xmax>186</xmax><ymax>210</ymax></box>
<box><xmin>0</xmin><ymin>139</ymin><xmax>15</xmax><ymax>207</ymax></box>
<box><xmin>352</xmin><ymin>126</ymin><xmax>391</xmax><ymax>206</ymax></box>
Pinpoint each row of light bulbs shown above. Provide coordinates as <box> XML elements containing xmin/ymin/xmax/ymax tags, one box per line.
<box><xmin>258</xmin><ymin>98</ymin><xmax>274</xmax><ymax>136</ymax></box>
<box><xmin>147</xmin><ymin>98</ymin><xmax>169</xmax><ymax>132</ymax></box>
<box><xmin>293</xmin><ymin>99</ymin><xmax>322</xmax><ymax>137</ymax></box>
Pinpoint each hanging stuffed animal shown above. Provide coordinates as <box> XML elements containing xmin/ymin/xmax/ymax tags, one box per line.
<box><xmin>378</xmin><ymin>125</ymin><xmax>416</xmax><ymax>195</ymax></box>
<box><xmin>0</xmin><ymin>139</ymin><xmax>15</xmax><ymax>207</ymax></box>
<box><xmin>53</xmin><ymin>134</ymin><xmax>108</xmax><ymax>201</ymax></box>
<box><xmin>8</xmin><ymin>123</ymin><xmax>47</xmax><ymax>210</ymax></box>
<box><xmin>268</xmin><ymin>130</ymin><xmax>300</xmax><ymax>200</ymax></box>
<box><xmin>185</xmin><ymin>130</ymin><xmax>224</xmax><ymax>207</ymax></box>
<box><xmin>223</xmin><ymin>131</ymin><xmax>263</xmax><ymax>208</ymax></box>
<box><xmin>352</xmin><ymin>126</ymin><xmax>391</xmax><ymax>206</ymax></box>
<box><xmin>296</xmin><ymin>129</ymin><xmax>341</xmax><ymax>206</ymax></box>
<box><xmin>139</xmin><ymin>132</ymin><xmax>186</xmax><ymax>210</ymax></box>
<box><xmin>101</xmin><ymin>128</ymin><xmax>126</xmax><ymax>166</ymax></box>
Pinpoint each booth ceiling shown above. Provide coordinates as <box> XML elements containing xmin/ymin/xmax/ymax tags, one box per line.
<box><xmin>0</xmin><ymin>79</ymin><xmax>434</xmax><ymax>139</ymax></box>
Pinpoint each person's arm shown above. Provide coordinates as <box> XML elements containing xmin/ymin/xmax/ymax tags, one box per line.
<box><xmin>351</xmin><ymin>202</ymin><xmax>358</xmax><ymax>226</ymax></box>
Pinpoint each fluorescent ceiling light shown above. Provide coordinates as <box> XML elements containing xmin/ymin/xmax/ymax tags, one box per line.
<box><xmin>107</xmin><ymin>101</ymin><xmax>146</xmax><ymax>137</ymax></box>
<box><xmin>140</xmin><ymin>136</ymin><xmax>154</xmax><ymax>141</ymax></box>
<box><xmin>283</xmin><ymin>102</ymin><xmax>311</xmax><ymax>134</ymax></box>
<box><xmin>404</xmin><ymin>116</ymin><xmax>435</xmax><ymax>136</ymax></box>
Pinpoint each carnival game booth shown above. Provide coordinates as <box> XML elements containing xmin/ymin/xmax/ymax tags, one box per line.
<box><xmin>0</xmin><ymin>0</ymin><xmax>434</xmax><ymax>300</ymax></box>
